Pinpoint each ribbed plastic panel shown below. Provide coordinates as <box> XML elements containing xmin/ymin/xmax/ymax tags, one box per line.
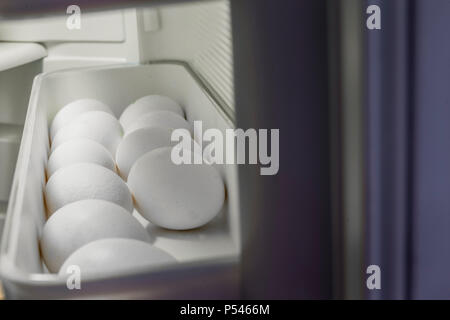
<box><xmin>191</xmin><ymin>0</ymin><xmax>234</xmax><ymax>110</ymax></box>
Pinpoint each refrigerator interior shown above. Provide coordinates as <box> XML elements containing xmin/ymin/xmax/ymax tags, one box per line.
<box><xmin>0</xmin><ymin>0</ymin><xmax>239</xmax><ymax>298</ymax></box>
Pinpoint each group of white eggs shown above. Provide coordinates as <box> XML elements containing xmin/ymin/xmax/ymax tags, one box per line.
<box><xmin>40</xmin><ymin>95</ymin><xmax>225</xmax><ymax>277</ymax></box>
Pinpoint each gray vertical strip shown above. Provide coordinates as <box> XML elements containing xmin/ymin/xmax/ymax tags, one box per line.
<box><xmin>327</xmin><ymin>0</ymin><xmax>344</xmax><ymax>299</ymax></box>
<box><xmin>364</xmin><ymin>0</ymin><xmax>411</xmax><ymax>299</ymax></box>
<box><xmin>340</xmin><ymin>0</ymin><xmax>366</xmax><ymax>300</ymax></box>
<box><xmin>232</xmin><ymin>0</ymin><xmax>332</xmax><ymax>298</ymax></box>
<box><xmin>411</xmin><ymin>0</ymin><xmax>450</xmax><ymax>299</ymax></box>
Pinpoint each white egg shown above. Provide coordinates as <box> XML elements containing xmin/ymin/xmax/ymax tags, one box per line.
<box><xmin>41</xmin><ymin>199</ymin><xmax>151</xmax><ymax>273</ymax></box>
<box><xmin>50</xmin><ymin>99</ymin><xmax>113</xmax><ymax>139</ymax></box>
<box><xmin>115</xmin><ymin>127</ymin><xmax>175</xmax><ymax>179</ymax></box>
<box><xmin>51</xmin><ymin>111</ymin><xmax>123</xmax><ymax>156</ymax></box>
<box><xmin>47</xmin><ymin>139</ymin><xmax>115</xmax><ymax>178</ymax></box>
<box><xmin>128</xmin><ymin>147</ymin><xmax>225</xmax><ymax>230</ymax></box>
<box><xmin>120</xmin><ymin>95</ymin><xmax>184</xmax><ymax>132</ymax></box>
<box><xmin>58</xmin><ymin>238</ymin><xmax>176</xmax><ymax>277</ymax></box>
<box><xmin>125</xmin><ymin>111</ymin><xmax>193</xmax><ymax>135</ymax></box>
<box><xmin>45</xmin><ymin>163</ymin><xmax>133</xmax><ymax>215</ymax></box>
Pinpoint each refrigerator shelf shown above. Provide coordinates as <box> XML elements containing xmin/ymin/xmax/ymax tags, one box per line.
<box><xmin>0</xmin><ymin>62</ymin><xmax>241</xmax><ymax>299</ymax></box>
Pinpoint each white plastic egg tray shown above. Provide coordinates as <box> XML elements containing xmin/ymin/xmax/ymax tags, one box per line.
<box><xmin>0</xmin><ymin>62</ymin><xmax>240</xmax><ymax>299</ymax></box>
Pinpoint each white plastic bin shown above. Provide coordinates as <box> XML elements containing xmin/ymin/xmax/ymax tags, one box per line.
<box><xmin>0</xmin><ymin>62</ymin><xmax>241</xmax><ymax>299</ymax></box>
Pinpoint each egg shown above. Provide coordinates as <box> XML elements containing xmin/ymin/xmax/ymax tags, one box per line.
<box><xmin>45</xmin><ymin>163</ymin><xmax>133</xmax><ymax>215</ymax></box>
<box><xmin>41</xmin><ymin>199</ymin><xmax>151</xmax><ymax>273</ymax></box>
<box><xmin>58</xmin><ymin>238</ymin><xmax>176</xmax><ymax>277</ymax></box>
<box><xmin>115</xmin><ymin>127</ymin><xmax>175</xmax><ymax>179</ymax></box>
<box><xmin>50</xmin><ymin>99</ymin><xmax>113</xmax><ymax>139</ymax></box>
<box><xmin>125</xmin><ymin>111</ymin><xmax>193</xmax><ymax>135</ymax></box>
<box><xmin>119</xmin><ymin>95</ymin><xmax>184</xmax><ymax>132</ymax></box>
<box><xmin>51</xmin><ymin>111</ymin><xmax>123</xmax><ymax>156</ymax></box>
<box><xmin>47</xmin><ymin>139</ymin><xmax>115</xmax><ymax>178</ymax></box>
<box><xmin>127</xmin><ymin>147</ymin><xmax>225</xmax><ymax>230</ymax></box>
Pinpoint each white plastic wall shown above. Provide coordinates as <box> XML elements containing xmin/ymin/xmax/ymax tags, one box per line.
<box><xmin>0</xmin><ymin>1</ymin><xmax>234</xmax><ymax>108</ymax></box>
<box><xmin>137</xmin><ymin>1</ymin><xmax>234</xmax><ymax>109</ymax></box>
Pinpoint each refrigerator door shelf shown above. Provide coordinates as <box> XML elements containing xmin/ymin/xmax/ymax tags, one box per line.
<box><xmin>0</xmin><ymin>43</ymin><xmax>46</xmax><ymax>72</ymax></box>
<box><xmin>0</xmin><ymin>62</ymin><xmax>240</xmax><ymax>299</ymax></box>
